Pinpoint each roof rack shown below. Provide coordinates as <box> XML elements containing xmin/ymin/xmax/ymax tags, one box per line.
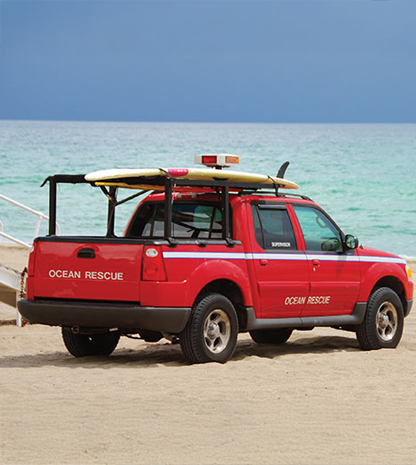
<box><xmin>41</xmin><ymin>173</ymin><xmax>306</xmax><ymax>245</ymax></box>
<box><xmin>238</xmin><ymin>190</ymin><xmax>312</xmax><ymax>201</ymax></box>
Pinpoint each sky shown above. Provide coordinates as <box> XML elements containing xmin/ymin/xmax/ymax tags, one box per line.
<box><xmin>0</xmin><ymin>0</ymin><xmax>415</xmax><ymax>123</ymax></box>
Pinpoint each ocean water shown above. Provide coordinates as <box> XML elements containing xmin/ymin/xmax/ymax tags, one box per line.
<box><xmin>0</xmin><ymin>121</ymin><xmax>415</xmax><ymax>258</ymax></box>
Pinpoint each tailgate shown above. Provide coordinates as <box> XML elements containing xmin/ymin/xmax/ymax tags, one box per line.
<box><xmin>33</xmin><ymin>240</ymin><xmax>143</xmax><ymax>302</ymax></box>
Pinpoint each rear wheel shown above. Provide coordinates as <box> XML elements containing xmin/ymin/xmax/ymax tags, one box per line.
<box><xmin>62</xmin><ymin>328</ymin><xmax>120</xmax><ymax>357</ymax></box>
<box><xmin>356</xmin><ymin>287</ymin><xmax>404</xmax><ymax>350</ymax></box>
<box><xmin>180</xmin><ymin>293</ymin><xmax>238</xmax><ymax>364</ymax></box>
<box><xmin>250</xmin><ymin>328</ymin><xmax>293</xmax><ymax>344</ymax></box>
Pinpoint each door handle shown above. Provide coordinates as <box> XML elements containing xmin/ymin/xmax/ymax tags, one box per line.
<box><xmin>312</xmin><ymin>259</ymin><xmax>320</xmax><ymax>267</ymax></box>
<box><xmin>77</xmin><ymin>248</ymin><xmax>96</xmax><ymax>259</ymax></box>
<box><xmin>260</xmin><ymin>259</ymin><xmax>268</xmax><ymax>266</ymax></box>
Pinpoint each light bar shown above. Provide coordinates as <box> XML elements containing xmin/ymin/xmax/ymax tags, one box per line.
<box><xmin>195</xmin><ymin>154</ymin><xmax>240</xmax><ymax>168</ymax></box>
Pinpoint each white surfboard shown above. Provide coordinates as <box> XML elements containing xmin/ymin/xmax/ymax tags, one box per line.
<box><xmin>85</xmin><ymin>167</ymin><xmax>299</xmax><ymax>190</ymax></box>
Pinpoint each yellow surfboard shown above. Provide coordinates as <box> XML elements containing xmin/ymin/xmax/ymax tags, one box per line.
<box><xmin>85</xmin><ymin>167</ymin><xmax>299</xmax><ymax>190</ymax></box>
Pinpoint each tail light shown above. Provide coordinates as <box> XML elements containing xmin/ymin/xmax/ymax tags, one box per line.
<box><xmin>25</xmin><ymin>245</ymin><xmax>37</xmax><ymax>300</ymax></box>
<box><xmin>142</xmin><ymin>246</ymin><xmax>167</xmax><ymax>281</ymax></box>
<box><xmin>27</xmin><ymin>245</ymin><xmax>37</xmax><ymax>277</ymax></box>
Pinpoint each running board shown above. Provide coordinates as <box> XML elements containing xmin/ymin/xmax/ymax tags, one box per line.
<box><xmin>245</xmin><ymin>303</ymin><xmax>367</xmax><ymax>331</ymax></box>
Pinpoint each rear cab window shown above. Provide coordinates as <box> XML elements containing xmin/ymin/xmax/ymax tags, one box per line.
<box><xmin>251</xmin><ymin>203</ymin><xmax>297</xmax><ymax>251</ymax></box>
<box><xmin>126</xmin><ymin>201</ymin><xmax>228</xmax><ymax>239</ymax></box>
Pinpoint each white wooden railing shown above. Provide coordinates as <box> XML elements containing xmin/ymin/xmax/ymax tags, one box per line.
<box><xmin>0</xmin><ymin>194</ymin><xmax>60</xmax><ymax>326</ymax></box>
<box><xmin>0</xmin><ymin>193</ymin><xmax>60</xmax><ymax>247</ymax></box>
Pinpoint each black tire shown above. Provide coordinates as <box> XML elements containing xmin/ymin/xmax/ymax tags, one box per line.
<box><xmin>356</xmin><ymin>287</ymin><xmax>404</xmax><ymax>350</ymax></box>
<box><xmin>250</xmin><ymin>328</ymin><xmax>293</xmax><ymax>344</ymax></box>
<box><xmin>180</xmin><ymin>293</ymin><xmax>238</xmax><ymax>364</ymax></box>
<box><xmin>62</xmin><ymin>328</ymin><xmax>120</xmax><ymax>357</ymax></box>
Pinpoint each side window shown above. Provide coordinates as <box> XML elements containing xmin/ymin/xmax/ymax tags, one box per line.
<box><xmin>293</xmin><ymin>206</ymin><xmax>343</xmax><ymax>252</ymax></box>
<box><xmin>252</xmin><ymin>205</ymin><xmax>297</xmax><ymax>250</ymax></box>
<box><xmin>127</xmin><ymin>202</ymin><xmax>226</xmax><ymax>239</ymax></box>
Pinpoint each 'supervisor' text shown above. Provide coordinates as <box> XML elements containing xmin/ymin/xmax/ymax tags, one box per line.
<box><xmin>48</xmin><ymin>269</ymin><xmax>124</xmax><ymax>281</ymax></box>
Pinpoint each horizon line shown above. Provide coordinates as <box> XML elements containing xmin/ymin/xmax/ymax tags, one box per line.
<box><xmin>1</xmin><ymin>119</ymin><xmax>416</xmax><ymax>125</ymax></box>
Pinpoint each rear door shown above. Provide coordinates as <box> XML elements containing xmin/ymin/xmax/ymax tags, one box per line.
<box><xmin>33</xmin><ymin>239</ymin><xmax>144</xmax><ymax>302</ymax></box>
<box><xmin>250</xmin><ymin>203</ymin><xmax>310</xmax><ymax>318</ymax></box>
<box><xmin>291</xmin><ymin>204</ymin><xmax>361</xmax><ymax>316</ymax></box>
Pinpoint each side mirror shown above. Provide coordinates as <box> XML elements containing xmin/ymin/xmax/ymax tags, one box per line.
<box><xmin>345</xmin><ymin>234</ymin><xmax>359</xmax><ymax>250</ymax></box>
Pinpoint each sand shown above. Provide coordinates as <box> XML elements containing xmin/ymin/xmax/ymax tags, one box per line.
<box><xmin>1</xmin><ymin>244</ymin><xmax>415</xmax><ymax>465</ymax></box>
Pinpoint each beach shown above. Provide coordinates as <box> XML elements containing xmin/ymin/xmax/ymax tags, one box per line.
<box><xmin>1</xmin><ymin>244</ymin><xmax>415</xmax><ymax>465</ymax></box>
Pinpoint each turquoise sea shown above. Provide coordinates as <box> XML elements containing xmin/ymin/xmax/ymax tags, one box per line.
<box><xmin>0</xmin><ymin>121</ymin><xmax>415</xmax><ymax>258</ymax></box>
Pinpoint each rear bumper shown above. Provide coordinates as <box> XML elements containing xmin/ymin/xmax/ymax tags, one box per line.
<box><xmin>18</xmin><ymin>299</ymin><xmax>191</xmax><ymax>333</ymax></box>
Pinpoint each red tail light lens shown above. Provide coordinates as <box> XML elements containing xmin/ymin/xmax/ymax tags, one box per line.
<box><xmin>142</xmin><ymin>246</ymin><xmax>167</xmax><ymax>281</ymax></box>
<box><xmin>28</xmin><ymin>245</ymin><xmax>36</xmax><ymax>277</ymax></box>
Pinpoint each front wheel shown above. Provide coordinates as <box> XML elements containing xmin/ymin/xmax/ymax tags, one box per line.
<box><xmin>180</xmin><ymin>293</ymin><xmax>238</xmax><ymax>364</ymax></box>
<box><xmin>62</xmin><ymin>328</ymin><xmax>120</xmax><ymax>357</ymax></box>
<box><xmin>356</xmin><ymin>287</ymin><xmax>404</xmax><ymax>350</ymax></box>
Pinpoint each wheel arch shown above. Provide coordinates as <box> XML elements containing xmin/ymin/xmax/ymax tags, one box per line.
<box><xmin>193</xmin><ymin>279</ymin><xmax>248</xmax><ymax>332</ymax></box>
<box><xmin>370</xmin><ymin>275</ymin><xmax>407</xmax><ymax>314</ymax></box>
<box><xmin>359</xmin><ymin>262</ymin><xmax>411</xmax><ymax>315</ymax></box>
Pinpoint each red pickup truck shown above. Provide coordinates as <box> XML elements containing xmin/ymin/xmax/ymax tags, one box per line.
<box><xmin>18</xmin><ymin>156</ymin><xmax>414</xmax><ymax>363</ymax></box>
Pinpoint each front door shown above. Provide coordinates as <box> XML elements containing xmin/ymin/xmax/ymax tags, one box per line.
<box><xmin>250</xmin><ymin>203</ymin><xmax>310</xmax><ymax>319</ymax></box>
<box><xmin>291</xmin><ymin>205</ymin><xmax>361</xmax><ymax>317</ymax></box>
